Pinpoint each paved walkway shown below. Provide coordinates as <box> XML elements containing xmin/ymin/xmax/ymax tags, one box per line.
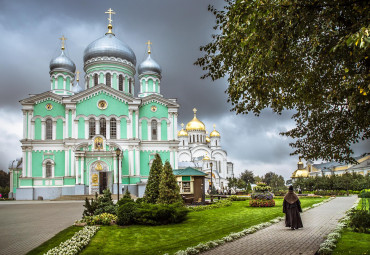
<box><xmin>0</xmin><ymin>201</ymin><xmax>84</xmax><ymax>255</ymax></box>
<box><xmin>203</xmin><ymin>196</ymin><xmax>357</xmax><ymax>255</ymax></box>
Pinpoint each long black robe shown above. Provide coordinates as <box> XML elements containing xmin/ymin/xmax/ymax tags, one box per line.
<box><xmin>283</xmin><ymin>194</ymin><xmax>303</xmax><ymax>229</ymax></box>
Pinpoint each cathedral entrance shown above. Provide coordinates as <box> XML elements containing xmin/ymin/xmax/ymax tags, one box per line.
<box><xmin>99</xmin><ymin>172</ymin><xmax>108</xmax><ymax>194</ymax></box>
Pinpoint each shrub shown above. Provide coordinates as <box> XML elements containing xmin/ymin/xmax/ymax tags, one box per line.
<box><xmin>83</xmin><ymin>189</ymin><xmax>117</xmax><ymax>217</ymax></box>
<box><xmin>228</xmin><ymin>195</ymin><xmax>249</xmax><ymax>201</ymax></box>
<box><xmin>117</xmin><ymin>202</ymin><xmax>138</xmax><ymax>225</ymax></box>
<box><xmin>81</xmin><ymin>213</ymin><xmax>117</xmax><ymax>226</ymax></box>
<box><xmin>251</xmin><ymin>192</ymin><xmax>273</xmax><ymax>200</ymax></box>
<box><xmin>117</xmin><ymin>197</ymin><xmax>134</xmax><ymax>207</ymax></box>
<box><xmin>249</xmin><ymin>199</ymin><xmax>275</xmax><ymax>207</ymax></box>
<box><xmin>348</xmin><ymin>209</ymin><xmax>370</xmax><ymax>233</ymax></box>
<box><xmin>157</xmin><ymin>161</ymin><xmax>182</xmax><ymax>204</ymax></box>
<box><xmin>273</xmin><ymin>190</ymin><xmax>288</xmax><ymax>196</ymax></box>
<box><xmin>135</xmin><ymin>202</ymin><xmax>189</xmax><ymax>225</ymax></box>
<box><xmin>188</xmin><ymin>199</ymin><xmax>232</xmax><ymax>212</ymax></box>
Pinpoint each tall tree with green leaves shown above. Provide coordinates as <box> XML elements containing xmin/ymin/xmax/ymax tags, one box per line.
<box><xmin>240</xmin><ymin>170</ymin><xmax>255</xmax><ymax>185</ymax></box>
<box><xmin>144</xmin><ymin>154</ymin><xmax>163</xmax><ymax>204</ymax></box>
<box><xmin>158</xmin><ymin>161</ymin><xmax>182</xmax><ymax>204</ymax></box>
<box><xmin>195</xmin><ymin>0</ymin><xmax>369</xmax><ymax>164</ymax></box>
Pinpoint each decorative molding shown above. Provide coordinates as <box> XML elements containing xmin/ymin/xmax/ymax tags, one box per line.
<box><xmin>85</xmin><ymin>56</ymin><xmax>135</xmax><ymax>69</ymax></box>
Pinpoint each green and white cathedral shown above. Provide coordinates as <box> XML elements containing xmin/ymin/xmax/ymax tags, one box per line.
<box><xmin>9</xmin><ymin>15</ymin><xmax>180</xmax><ymax>200</ymax></box>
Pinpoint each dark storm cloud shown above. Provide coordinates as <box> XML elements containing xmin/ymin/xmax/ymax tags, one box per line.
<box><xmin>0</xmin><ymin>0</ymin><xmax>368</xmax><ymax>178</ymax></box>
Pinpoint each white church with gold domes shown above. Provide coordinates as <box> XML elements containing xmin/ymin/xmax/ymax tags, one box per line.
<box><xmin>177</xmin><ymin>109</ymin><xmax>234</xmax><ymax>192</ymax></box>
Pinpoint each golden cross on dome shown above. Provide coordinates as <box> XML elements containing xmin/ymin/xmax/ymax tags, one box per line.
<box><xmin>181</xmin><ymin>123</ymin><xmax>184</xmax><ymax>128</ymax></box>
<box><xmin>146</xmin><ymin>40</ymin><xmax>152</xmax><ymax>54</ymax></box>
<box><xmin>193</xmin><ymin>108</ymin><xmax>197</xmax><ymax>115</ymax></box>
<box><xmin>59</xmin><ymin>35</ymin><xmax>67</xmax><ymax>50</ymax></box>
<box><xmin>76</xmin><ymin>70</ymin><xmax>80</xmax><ymax>81</ymax></box>
<box><xmin>105</xmin><ymin>8</ymin><xmax>116</xmax><ymax>24</ymax></box>
<box><xmin>213</xmin><ymin>124</ymin><xmax>216</xmax><ymax>130</ymax></box>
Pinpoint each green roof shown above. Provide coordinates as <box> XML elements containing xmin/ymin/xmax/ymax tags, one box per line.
<box><xmin>172</xmin><ymin>167</ymin><xmax>207</xmax><ymax>176</ymax></box>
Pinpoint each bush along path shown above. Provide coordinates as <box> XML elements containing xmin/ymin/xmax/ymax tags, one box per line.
<box><xmin>173</xmin><ymin>197</ymin><xmax>335</xmax><ymax>255</ymax></box>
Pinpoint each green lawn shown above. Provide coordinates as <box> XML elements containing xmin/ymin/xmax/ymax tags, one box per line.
<box><xmin>79</xmin><ymin>198</ymin><xmax>324</xmax><ymax>255</ymax></box>
<box><xmin>26</xmin><ymin>226</ymin><xmax>83</xmax><ymax>255</ymax></box>
<box><xmin>332</xmin><ymin>229</ymin><xmax>370</xmax><ymax>255</ymax></box>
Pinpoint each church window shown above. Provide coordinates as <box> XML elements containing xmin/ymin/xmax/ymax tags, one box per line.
<box><xmin>94</xmin><ymin>73</ymin><xmax>98</xmax><ymax>86</ymax></box>
<box><xmin>216</xmin><ymin>140</ymin><xmax>218</xmax><ymax>146</ymax></box>
<box><xmin>197</xmin><ymin>135</ymin><xmax>199</xmax><ymax>143</ymax></box>
<box><xmin>129</xmin><ymin>79</ymin><xmax>132</xmax><ymax>94</ymax></box>
<box><xmin>106</xmin><ymin>73</ymin><xmax>111</xmax><ymax>87</ymax></box>
<box><xmin>46</xmin><ymin>118</ymin><xmax>52</xmax><ymax>140</ymax></box>
<box><xmin>46</xmin><ymin>162</ymin><xmax>52</xmax><ymax>177</ymax></box>
<box><xmin>183</xmin><ymin>140</ymin><xmax>184</xmax><ymax>146</ymax></box>
<box><xmin>89</xmin><ymin>118</ymin><xmax>96</xmax><ymax>138</ymax></box>
<box><xmin>151</xmin><ymin>120</ymin><xmax>157</xmax><ymax>140</ymax></box>
<box><xmin>87</xmin><ymin>76</ymin><xmax>90</xmax><ymax>89</ymax></box>
<box><xmin>119</xmin><ymin>75</ymin><xmax>123</xmax><ymax>91</ymax></box>
<box><xmin>100</xmin><ymin>118</ymin><xmax>106</xmax><ymax>137</ymax></box>
<box><xmin>110</xmin><ymin>118</ymin><xmax>116</xmax><ymax>139</ymax></box>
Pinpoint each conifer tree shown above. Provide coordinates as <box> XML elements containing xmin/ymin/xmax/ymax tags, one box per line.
<box><xmin>158</xmin><ymin>161</ymin><xmax>182</xmax><ymax>204</ymax></box>
<box><xmin>144</xmin><ymin>154</ymin><xmax>163</xmax><ymax>204</ymax></box>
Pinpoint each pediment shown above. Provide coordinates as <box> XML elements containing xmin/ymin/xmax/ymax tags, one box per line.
<box><xmin>20</xmin><ymin>91</ymin><xmax>63</xmax><ymax>105</ymax></box>
<box><xmin>141</xmin><ymin>94</ymin><xmax>179</xmax><ymax>108</ymax></box>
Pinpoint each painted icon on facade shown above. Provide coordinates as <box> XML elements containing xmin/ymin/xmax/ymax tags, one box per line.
<box><xmin>94</xmin><ymin>137</ymin><xmax>103</xmax><ymax>150</ymax></box>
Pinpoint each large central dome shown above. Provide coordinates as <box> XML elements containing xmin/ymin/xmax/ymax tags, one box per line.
<box><xmin>83</xmin><ymin>34</ymin><xmax>136</xmax><ymax>65</ymax></box>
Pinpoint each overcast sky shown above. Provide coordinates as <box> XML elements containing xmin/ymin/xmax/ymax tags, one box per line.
<box><xmin>0</xmin><ymin>0</ymin><xmax>368</xmax><ymax>180</ymax></box>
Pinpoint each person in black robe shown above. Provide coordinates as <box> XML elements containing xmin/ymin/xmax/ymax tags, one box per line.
<box><xmin>283</xmin><ymin>185</ymin><xmax>303</xmax><ymax>230</ymax></box>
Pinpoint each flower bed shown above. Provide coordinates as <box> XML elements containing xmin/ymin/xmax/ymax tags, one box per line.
<box><xmin>45</xmin><ymin>226</ymin><xmax>100</xmax><ymax>255</ymax></box>
<box><xmin>187</xmin><ymin>199</ymin><xmax>232</xmax><ymax>212</ymax></box>
<box><xmin>249</xmin><ymin>199</ymin><xmax>275</xmax><ymax>207</ymax></box>
<box><xmin>75</xmin><ymin>213</ymin><xmax>117</xmax><ymax>226</ymax></box>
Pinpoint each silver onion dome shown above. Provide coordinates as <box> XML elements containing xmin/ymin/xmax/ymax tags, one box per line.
<box><xmin>138</xmin><ymin>54</ymin><xmax>161</xmax><ymax>75</ymax></box>
<box><xmin>72</xmin><ymin>82</ymin><xmax>84</xmax><ymax>93</ymax></box>
<box><xmin>50</xmin><ymin>51</ymin><xmax>76</xmax><ymax>73</ymax></box>
<box><xmin>83</xmin><ymin>34</ymin><xmax>136</xmax><ymax>65</ymax></box>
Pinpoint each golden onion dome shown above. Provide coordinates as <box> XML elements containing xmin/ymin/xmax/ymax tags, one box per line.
<box><xmin>291</xmin><ymin>169</ymin><xmax>309</xmax><ymax>178</ymax></box>
<box><xmin>186</xmin><ymin>108</ymin><xmax>206</xmax><ymax>131</ymax></box>
<box><xmin>210</xmin><ymin>124</ymin><xmax>221</xmax><ymax>137</ymax></box>
<box><xmin>177</xmin><ymin>123</ymin><xmax>188</xmax><ymax>137</ymax></box>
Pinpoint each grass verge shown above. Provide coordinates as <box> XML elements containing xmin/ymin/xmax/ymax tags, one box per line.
<box><xmin>80</xmin><ymin>197</ymin><xmax>324</xmax><ymax>255</ymax></box>
<box><xmin>26</xmin><ymin>226</ymin><xmax>82</xmax><ymax>255</ymax></box>
<box><xmin>332</xmin><ymin>229</ymin><xmax>370</xmax><ymax>255</ymax></box>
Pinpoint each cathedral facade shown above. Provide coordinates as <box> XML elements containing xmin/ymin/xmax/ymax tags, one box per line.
<box><xmin>9</xmin><ymin>12</ymin><xmax>179</xmax><ymax>200</ymax></box>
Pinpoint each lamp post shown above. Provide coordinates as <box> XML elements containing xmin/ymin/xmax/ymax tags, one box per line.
<box><xmin>115</xmin><ymin>148</ymin><xmax>121</xmax><ymax>201</ymax></box>
<box><xmin>203</xmin><ymin>154</ymin><xmax>213</xmax><ymax>203</ymax></box>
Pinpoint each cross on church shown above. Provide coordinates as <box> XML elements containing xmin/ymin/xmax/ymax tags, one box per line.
<box><xmin>105</xmin><ymin>8</ymin><xmax>116</xmax><ymax>24</ymax></box>
<box><xmin>76</xmin><ymin>70</ymin><xmax>80</xmax><ymax>81</ymax></box>
<box><xmin>146</xmin><ymin>40</ymin><xmax>152</xmax><ymax>54</ymax></box>
<box><xmin>193</xmin><ymin>108</ymin><xmax>197</xmax><ymax>115</ymax></box>
<box><xmin>59</xmin><ymin>35</ymin><xmax>67</xmax><ymax>50</ymax></box>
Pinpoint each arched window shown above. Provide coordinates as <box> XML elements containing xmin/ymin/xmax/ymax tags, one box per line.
<box><xmin>129</xmin><ymin>79</ymin><xmax>132</xmax><ymax>94</ymax></box>
<box><xmin>89</xmin><ymin>118</ymin><xmax>95</xmax><ymax>138</ymax></box>
<box><xmin>46</xmin><ymin>162</ymin><xmax>52</xmax><ymax>177</ymax></box>
<box><xmin>94</xmin><ymin>73</ymin><xmax>98</xmax><ymax>86</ymax></box>
<box><xmin>46</xmin><ymin>118</ymin><xmax>52</xmax><ymax>140</ymax></box>
<box><xmin>86</xmin><ymin>76</ymin><xmax>90</xmax><ymax>89</ymax></box>
<box><xmin>183</xmin><ymin>140</ymin><xmax>184</xmax><ymax>146</ymax></box>
<box><xmin>197</xmin><ymin>135</ymin><xmax>199</xmax><ymax>143</ymax></box>
<box><xmin>110</xmin><ymin>118</ymin><xmax>116</xmax><ymax>139</ymax></box>
<box><xmin>119</xmin><ymin>75</ymin><xmax>123</xmax><ymax>91</ymax></box>
<box><xmin>100</xmin><ymin>118</ymin><xmax>106</xmax><ymax>137</ymax></box>
<box><xmin>106</xmin><ymin>73</ymin><xmax>111</xmax><ymax>87</ymax></box>
<box><xmin>216</xmin><ymin>140</ymin><xmax>218</xmax><ymax>146</ymax></box>
<box><xmin>151</xmin><ymin>120</ymin><xmax>157</xmax><ymax>140</ymax></box>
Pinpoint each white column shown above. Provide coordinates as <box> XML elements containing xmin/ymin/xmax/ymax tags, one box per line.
<box><xmin>173</xmin><ymin>113</ymin><xmax>178</xmax><ymax>140</ymax></box>
<box><xmin>158</xmin><ymin>122</ymin><xmax>161</xmax><ymax>141</ymax></box>
<box><xmin>129</xmin><ymin>148</ymin><xmax>134</xmax><ymax>176</ymax></box>
<box><xmin>9</xmin><ymin>171</ymin><xmax>13</xmax><ymax>194</ymax></box>
<box><xmin>27</xmin><ymin>150</ymin><xmax>32</xmax><ymax>177</ymax></box>
<box><xmin>148</xmin><ymin>122</ymin><xmax>152</xmax><ymax>141</ymax></box>
<box><xmin>146</xmin><ymin>80</ymin><xmax>148</xmax><ymax>92</ymax></box>
<box><xmin>135</xmin><ymin>148</ymin><xmax>140</xmax><ymax>176</ymax></box>
<box><xmin>135</xmin><ymin>110</ymin><xmax>139</xmax><ymax>139</ymax></box>
<box><xmin>128</xmin><ymin>110</ymin><xmax>133</xmax><ymax>138</ymax></box>
<box><xmin>72</xmin><ymin>110</ymin><xmax>77</xmax><ymax>138</ymax></box>
<box><xmin>168</xmin><ymin>115</ymin><xmax>173</xmax><ymax>140</ymax></box>
<box><xmin>96</xmin><ymin>120</ymin><xmax>99</xmax><ymax>136</ymax></box>
<box><xmin>65</xmin><ymin>149</ymin><xmax>69</xmax><ymax>176</ymax></box>
<box><xmin>41</xmin><ymin>121</ymin><xmax>45</xmax><ymax>140</ymax></box>
<box><xmin>175</xmin><ymin>150</ymin><xmax>178</xmax><ymax>169</ymax></box>
<box><xmin>64</xmin><ymin>110</ymin><xmax>69</xmax><ymax>138</ymax></box>
<box><xmin>75</xmin><ymin>156</ymin><xmax>79</xmax><ymax>184</ymax></box>
<box><xmin>85</xmin><ymin>120</ymin><xmax>89</xmax><ymax>139</ymax></box>
<box><xmin>113</xmin><ymin>156</ymin><xmax>117</xmax><ymax>183</ymax></box>
<box><xmin>158</xmin><ymin>81</ymin><xmax>161</xmax><ymax>94</ymax></box>
<box><xmin>106</xmin><ymin>120</ymin><xmax>110</xmax><ymax>140</ymax></box>
<box><xmin>119</xmin><ymin>155</ymin><xmax>122</xmax><ymax>184</ymax></box>
<box><xmin>71</xmin><ymin>149</ymin><xmax>75</xmax><ymax>176</ymax></box>
<box><xmin>23</xmin><ymin>111</ymin><xmax>27</xmax><ymax>139</ymax></box>
<box><xmin>117</xmin><ymin>120</ymin><xmax>121</xmax><ymax>139</ymax></box>
<box><xmin>22</xmin><ymin>150</ymin><xmax>27</xmax><ymax>177</ymax></box>
<box><xmin>81</xmin><ymin>157</ymin><xmax>85</xmax><ymax>185</ymax></box>
<box><xmin>52</xmin><ymin>120</ymin><xmax>57</xmax><ymax>140</ymax></box>
<box><xmin>63</xmin><ymin>78</ymin><xmax>66</xmax><ymax>90</ymax></box>
<box><xmin>28</xmin><ymin>111</ymin><xmax>33</xmax><ymax>139</ymax></box>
